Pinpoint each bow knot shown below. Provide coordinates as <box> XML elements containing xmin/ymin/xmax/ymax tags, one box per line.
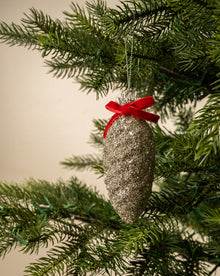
<box><xmin>103</xmin><ymin>96</ymin><xmax>160</xmax><ymax>138</ymax></box>
<box><xmin>121</xmin><ymin>103</ymin><xmax>131</xmax><ymax>116</ymax></box>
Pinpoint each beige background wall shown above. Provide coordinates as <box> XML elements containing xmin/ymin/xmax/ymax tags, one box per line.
<box><xmin>0</xmin><ymin>0</ymin><xmax>121</xmax><ymax>194</ymax></box>
<box><xmin>0</xmin><ymin>1</ymin><xmax>219</xmax><ymax>275</ymax></box>
<box><xmin>0</xmin><ymin>0</ymin><xmax>121</xmax><ymax>275</ymax></box>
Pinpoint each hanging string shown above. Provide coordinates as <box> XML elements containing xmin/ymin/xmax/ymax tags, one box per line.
<box><xmin>119</xmin><ymin>13</ymin><xmax>135</xmax><ymax>104</ymax></box>
<box><xmin>125</xmin><ymin>13</ymin><xmax>135</xmax><ymax>92</ymax></box>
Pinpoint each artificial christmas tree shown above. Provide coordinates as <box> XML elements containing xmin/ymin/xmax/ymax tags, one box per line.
<box><xmin>0</xmin><ymin>0</ymin><xmax>220</xmax><ymax>275</ymax></box>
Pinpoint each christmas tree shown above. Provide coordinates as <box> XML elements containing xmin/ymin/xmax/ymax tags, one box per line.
<box><xmin>0</xmin><ymin>0</ymin><xmax>220</xmax><ymax>275</ymax></box>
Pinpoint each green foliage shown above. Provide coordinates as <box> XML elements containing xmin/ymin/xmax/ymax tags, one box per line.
<box><xmin>1</xmin><ymin>0</ymin><xmax>220</xmax><ymax>107</ymax></box>
<box><xmin>203</xmin><ymin>208</ymin><xmax>220</xmax><ymax>257</ymax></box>
<box><xmin>0</xmin><ymin>0</ymin><xmax>220</xmax><ymax>275</ymax></box>
<box><xmin>0</xmin><ymin>178</ymin><xmax>126</xmax><ymax>275</ymax></box>
<box><xmin>127</xmin><ymin>231</ymin><xmax>210</xmax><ymax>276</ymax></box>
<box><xmin>102</xmin><ymin>0</ymin><xmax>174</xmax><ymax>38</ymax></box>
<box><xmin>61</xmin><ymin>154</ymin><xmax>104</xmax><ymax>176</ymax></box>
<box><xmin>189</xmin><ymin>93</ymin><xmax>220</xmax><ymax>165</ymax></box>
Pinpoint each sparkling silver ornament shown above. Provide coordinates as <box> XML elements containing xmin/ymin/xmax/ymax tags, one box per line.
<box><xmin>103</xmin><ymin>106</ymin><xmax>156</xmax><ymax>224</ymax></box>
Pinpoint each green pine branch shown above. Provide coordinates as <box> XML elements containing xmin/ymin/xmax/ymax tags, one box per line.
<box><xmin>0</xmin><ymin>21</ymin><xmax>39</xmax><ymax>49</ymax></box>
<box><xmin>23</xmin><ymin>226</ymin><xmax>117</xmax><ymax>276</ymax></box>
<box><xmin>127</xmin><ymin>231</ymin><xmax>210</xmax><ymax>276</ymax></box>
<box><xmin>88</xmin><ymin>119</ymin><xmax>106</xmax><ymax>148</ymax></box>
<box><xmin>189</xmin><ymin>93</ymin><xmax>220</xmax><ymax>166</ymax></box>
<box><xmin>103</xmin><ymin>0</ymin><xmax>174</xmax><ymax>38</ymax></box>
<box><xmin>61</xmin><ymin>154</ymin><xmax>104</xmax><ymax>176</ymax></box>
<box><xmin>3</xmin><ymin>177</ymin><xmax>212</xmax><ymax>275</ymax></box>
<box><xmin>1</xmin><ymin>1</ymin><xmax>219</xmax><ymax>108</ymax></box>
<box><xmin>63</xmin><ymin>1</ymin><xmax>108</xmax><ymax>40</ymax></box>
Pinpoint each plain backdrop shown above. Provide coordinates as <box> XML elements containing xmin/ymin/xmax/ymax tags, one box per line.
<box><xmin>0</xmin><ymin>1</ymin><xmax>219</xmax><ymax>275</ymax></box>
<box><xmin>0</xmin><ymin>0</ymin><xmax>121</xmax><ymax>275</ymax></box>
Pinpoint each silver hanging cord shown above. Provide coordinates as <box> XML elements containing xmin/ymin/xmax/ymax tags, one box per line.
<box><xmin>120</xmin><ymin>13</ymin><xmax>135</xmax><ymax>104</ymax></box>
<box><xmin>125</xmin><ymin>25</ymin><xmax>134</xmax><ymax>91</ymax></box>
<box><xmin>124</xmin><ymin>13</ymin><xmax>135</xmax><ymax>95</ymax></box>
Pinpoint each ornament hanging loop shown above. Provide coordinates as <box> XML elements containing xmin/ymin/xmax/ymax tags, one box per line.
<box><xmin>122</xmin><ymin>13</ymin><xmax>135</xmax><ymax>100</ymax></box>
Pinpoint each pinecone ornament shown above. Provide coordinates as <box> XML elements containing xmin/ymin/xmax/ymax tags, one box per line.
<box><xmin>103</xmin><ymin>96</ymin><xmax>159</xmax><ymax>224</ymax></box>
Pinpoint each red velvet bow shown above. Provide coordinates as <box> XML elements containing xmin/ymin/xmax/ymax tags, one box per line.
<box><xmin>103</xmin><ymin>96</ymin><xmax>160</xmax><ymax>138</ymax></box>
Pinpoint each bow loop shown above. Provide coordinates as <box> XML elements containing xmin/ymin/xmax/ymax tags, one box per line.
<box><xmin>104</xmin><ymin>96</ymin><xmax>160</xmax><ymax>138</ymax></box>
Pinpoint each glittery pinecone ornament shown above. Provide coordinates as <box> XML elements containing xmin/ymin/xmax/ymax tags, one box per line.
<box><xmin>103</xmin><ymin>96</ymin><xmax>160</xmax><ymax>224</ymax></box>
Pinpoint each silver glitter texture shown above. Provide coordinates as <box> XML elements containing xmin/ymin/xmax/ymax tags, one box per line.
<box><xmin>103</xmin><ymin>113</ymin><xmax>155</xmax><ymax>224</ymax></box>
